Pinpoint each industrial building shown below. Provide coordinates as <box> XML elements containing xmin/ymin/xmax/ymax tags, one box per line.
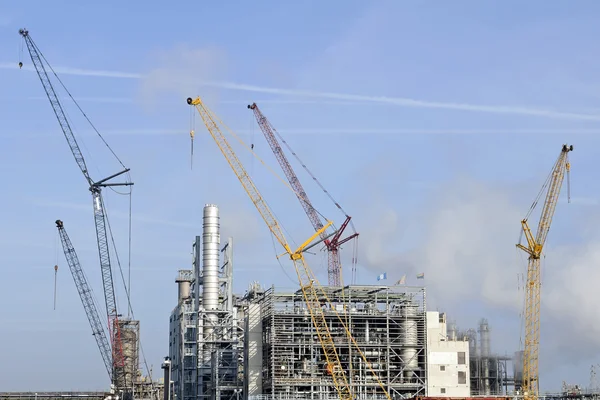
<box><xmin>451</xmin><ymin>319</ymin><xmax>516</xmax><ymax>396</ymax></box>
<box><xmin>426</xmin><ymin>312</ymin><xmax>470</xmax><ymax>397</ymax></box>
<box><xmin>169</xmin><ymin>205</ymin><xmax>244</xmax><ymax>400</ymax></box>
<box><xmin>245</xmin><ymin>284</ymin><xmax>428</xmax><ymax>400</ymax></box>
<box><xmin>170</xmin><ymin>205</ymin><xmax>430</xmax><ymax>400</ymax></box>
<box><xmin>171</xmin><ymin>203</ymin><xmax>512</xmax><ymax>400</ymax></box>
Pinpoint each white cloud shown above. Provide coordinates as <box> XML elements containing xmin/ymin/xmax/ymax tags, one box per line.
<box><xmin>7</xmin><ymin>127</ymin><xmax>600</xmax><ymax>140</ymax></box>
<box><xmin>5</xmin><ymin>61</ymin><xmax>600</xmax><ymax>121</ymax></box>
<box><xmin>357</xmin><ymin>175</ymin><xmax>600</xmax><ymax>365</ymax></box>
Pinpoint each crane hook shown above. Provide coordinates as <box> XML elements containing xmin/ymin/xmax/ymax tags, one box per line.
<box><xmin>18</xmin><ymin>62</ymin><xmax>23</xmax><ymax>69</ymax></box>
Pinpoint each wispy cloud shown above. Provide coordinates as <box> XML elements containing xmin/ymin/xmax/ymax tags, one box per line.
<box><xmin>5</xmin><ymin>62</ymin><xmax>600</xmax><ymax>121</ymax></box>
<box><xmin>26</xmin><ymin>96</ymin><xmax>134</xmax><ymax>104</ymax></box>
<box><xmin>14</xmin><ymin>96</ymin><xmax>360</xmax><ymax>106</ymax></box>
<box><xmin>6</xmin><ymin>127</ymin><xmax>600</xmax><ymax>140</ymax></box>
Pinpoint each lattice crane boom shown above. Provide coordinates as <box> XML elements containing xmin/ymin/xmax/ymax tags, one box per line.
<box><xmin>188</xmin><ymin>97</ymin><xmax>355</xmax><ymax>400</ymax></box>
<box><xmin>517</xmin><ymin>143</ymin><xmax>573</xmax><ymax>400</ymax></box>
<box><xmin>56</xmin><ymin>219</ymin><xmax>113</xmax><ymax>379</ymax></box>
<box><xmin>248</xmin><ymin>103</ymin><xmax>357</xmax><ymax>286</ymax></box>
<box><xmin>19</xmin><ymin>29</ymin><xmax>132</xmax><ymax>392</ymax></box>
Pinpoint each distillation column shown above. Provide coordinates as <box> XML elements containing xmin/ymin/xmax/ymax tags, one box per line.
<box><xmin>479</xmin><ymin>319</ymin><xmax>491</xmax><ymax>395</ymax></box>
<box><xmin>202</xmin><ymin>203</ymin><xmax>221</xmax><ymax>353</ymax></box>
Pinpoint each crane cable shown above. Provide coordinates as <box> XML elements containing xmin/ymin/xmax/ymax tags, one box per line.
<box><xmin>206</xmin><ymin>106</ymin><xmax>333</xmax><ymax>237</ymax></box>
<box><xmin>21</xmin><ymin>36</ymin><xmax>153</xmax><ymax>383</ymax></box>
<box><xmin>524</xmin><ymin>152</ymin><xmax>564</xmax><ymax>221</ymax></box>
<box><xmin>269</xmin><ymin>119</ymin><xmax>356</xmax><ymax>232</ymax></box>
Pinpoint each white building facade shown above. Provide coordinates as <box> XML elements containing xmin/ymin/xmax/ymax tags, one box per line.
<box><xmin>427</xmin><ymin>311</ymin><xmax>470</xmax><ymax>397</ymax></box>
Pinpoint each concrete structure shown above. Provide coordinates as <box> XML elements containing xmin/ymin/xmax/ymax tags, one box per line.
<box><xmin>244</xmin><ymin>284</ymin><xmax>428</xmax><ymax>400</ymax></box>
<box><xmin>426</xmin><ymin>311</ymin><xmax>470</xmax><ymax>397</ymax></box>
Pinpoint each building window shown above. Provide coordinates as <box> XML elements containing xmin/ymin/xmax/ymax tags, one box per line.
<box><xmin>457</xmin><ymin>351</ymin><xmax>466</xmax><ymax>365</ymax></box>
<box><xmin>440</xmin><ymin>365</ymin><xmax>446</xmax><ymax>371</ymax></box>
<box><xmin>440</xmin><ymin>388</ymin><xmax>446</xmax><ymax>394</ymax></box>
<box><xmin>458</xmin><ymin>371</ymin><xmax>466</xmax><ymax>384</ymax></box>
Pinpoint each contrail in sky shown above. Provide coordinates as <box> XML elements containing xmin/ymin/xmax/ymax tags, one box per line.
<box><xmin>3</xmin><ymin>62</ymin><xmax>600</xmax><ymax>121</ymax></box>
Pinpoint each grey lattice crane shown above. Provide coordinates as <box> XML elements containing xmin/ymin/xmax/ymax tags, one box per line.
<box><xmin>19</xmin><ymin>28</ymin><xmax>133</xmax><ymax>395</ymax></box>
<box><xmin>56</xmin><ymin>219</ymin><xmax>113</xmax><ymax>379</ymax></box>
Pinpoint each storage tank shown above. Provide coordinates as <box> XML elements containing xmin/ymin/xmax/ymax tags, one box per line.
<box><xmin>175</xmin><ymin>270</ymin><xmax>192</xmax><ymax>302</ymax></box>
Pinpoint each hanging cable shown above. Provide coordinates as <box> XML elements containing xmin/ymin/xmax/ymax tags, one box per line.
<box><xmin>271</xmin><ymin>123</ymin><xmax>356</xmax><ymax>232</ymax></box>
<box><xmin>127</xmin><ymin>189</ymin><xmax>133</xmax><ymax>318</ymax></box>
<box><xmin>32</xmin><ymin>40</ymin><xmax>128</xmax><ymax>173</ymax></box>
<box><xmin>209</xmin><ymin>107</ymin><xmax>333</xmax><ymax>230</ymax></box>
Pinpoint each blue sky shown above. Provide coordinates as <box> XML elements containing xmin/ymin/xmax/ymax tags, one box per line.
<box><xmin>2</xmin><ymin>0</ymin><xmax>600</xmax><ymax>393</ymax></box>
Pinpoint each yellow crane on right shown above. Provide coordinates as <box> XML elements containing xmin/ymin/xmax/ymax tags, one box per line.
<box><xmin>517</xmin><ymin>143</ymin><xmax>573</xmax><ymax>400</ymax></box>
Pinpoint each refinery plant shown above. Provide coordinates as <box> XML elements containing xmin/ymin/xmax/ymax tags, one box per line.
<box><xmin>2</xmin><ymin>24</ymin><xmax>595</xmax><ymax>400</ymax></box>
<box><xmin>166</xmin><ymin>204</ymin><xmax>520</xmax><ymax>400</ymax></box>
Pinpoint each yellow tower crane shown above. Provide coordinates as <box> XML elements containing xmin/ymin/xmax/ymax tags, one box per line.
<box><xmin>186</xmin><ymin>96</ymin><xmax>393</xmax><ymax>400</ymax></box>
<box><xmin>517</xmin><ymin>143</ymin><xmax>573</xmax><ymax>400</ymax></box>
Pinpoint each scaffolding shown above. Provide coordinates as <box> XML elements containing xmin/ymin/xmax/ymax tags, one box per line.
<box><xmin>118</xmin><ymin>319</ymin><xmax>141</xmax><ymax>393</ymax></box>
<box><xmin>197</xmin><ymin>238</ymin><xmax>244</xmax><ymax>400</ymax></box>
<box><xmin>246</xmin><ymin>285</ymin><xmax>427</xmax><ymax>400</ymax></box>
<box><xmin>170</xmin><ymin>269</ymin><xmax>197</xmax><ymax>400</ymax></box>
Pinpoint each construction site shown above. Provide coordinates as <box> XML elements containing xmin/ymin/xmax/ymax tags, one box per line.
<box><xmin>2</xmin><ymin>24</ymin><xmax>596</xmax><ymax>400</ymax></box>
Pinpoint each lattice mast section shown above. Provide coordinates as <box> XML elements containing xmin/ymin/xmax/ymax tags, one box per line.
<box><xmin>517</xmin><ymin>144</ymin><xmax>572</xmax><ymax>400</ymax></box>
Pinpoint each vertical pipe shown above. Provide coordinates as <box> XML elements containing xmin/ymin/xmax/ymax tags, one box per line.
<box><xmin>479</xmin><ymin>318</ymin><xmax>491</xmax><ymax>395</ymax></box>
<box><xmin>202</xmin><ymin>204</ymin><xmax>220</xmax><ymax>342</ymax></box>
<box><xmin>226</xmin><ymin>237</ymin><xmax>233</xmax><ymax>313</ymax></box>
<box><xmin>162</xmin><ymin>357</ymin><xmax>171</xmax><ymax>400</ymax></box>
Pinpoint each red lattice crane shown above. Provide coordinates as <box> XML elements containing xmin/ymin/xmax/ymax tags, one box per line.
<box><xmin>248</xmin><ymin>103</ymin><xmax>357</xmax><ymax>286</ymax></box>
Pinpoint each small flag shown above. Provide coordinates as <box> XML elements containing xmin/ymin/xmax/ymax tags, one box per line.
<box><xmin>416</xmin><ymin>272</ymin><xmax>425</xmax><ymax>279</ymax></box>
<box><xmin>395</xmin><ymin>274</ymin><xmax>406</xmax><ymax>285</ymax></box>
<box><xmin>377</xmin><ymin>272</ymin><xmax>387</xmax><ymax>281</ymax></box>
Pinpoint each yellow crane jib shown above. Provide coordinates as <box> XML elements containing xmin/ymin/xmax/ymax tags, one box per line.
<box><xmin>517</xmin><ymin>143</ymin><xmax>572</xmax><ymax>400</ymax></box>
<box><xmin>186</xmin><ymin>96</ymin><xmax>355</xmax><ymax>400</ymax></box>
<box><xmin>187</xmin><ymin>95</ymin><xmax>394</xmax><ymax>400</ymax></box>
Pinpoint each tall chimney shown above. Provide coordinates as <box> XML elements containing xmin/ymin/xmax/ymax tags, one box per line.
<box><xmin>202</xmin><ymin>204</ymin><xmax>220</xmax><ymax>341</ymax></box>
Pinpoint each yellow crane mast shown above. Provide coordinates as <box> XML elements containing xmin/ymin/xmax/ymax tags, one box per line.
<box><xmin>517</xmin><ymin>143</ymin><xmax>573</xmax><ymax>400</ymax></box>
<box><xmin>187</xmin><ymin>97</ymin><xmax>354</xmax><ymax>400</ymax></box>
<box><xmin>187</xmin><ymin>96</ymin><xmax>394</xmax><ymax>400</ymax></box>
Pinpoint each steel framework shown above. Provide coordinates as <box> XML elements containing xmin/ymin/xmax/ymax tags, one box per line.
<box><xmin>247</xmin><ymin>285</ymin><xmax>427</xmax><ymax>400</ymax></box>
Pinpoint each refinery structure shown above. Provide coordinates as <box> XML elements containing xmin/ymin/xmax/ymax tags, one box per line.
<box><xmin>167</xmin><ymin>204</ymin><xmax>519</xmax><ymax>400</ymax></box>
<box><xmin>5</xmin><ymin>25</ymin><xmax>589</xmax><ymax>400</ymax></box>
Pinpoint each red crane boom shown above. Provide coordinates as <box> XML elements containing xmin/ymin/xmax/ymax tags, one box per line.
<box><xmin>248</xmin><ymin>103</ymin><xmax>357</xmax><ymax>286</ymax></box>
